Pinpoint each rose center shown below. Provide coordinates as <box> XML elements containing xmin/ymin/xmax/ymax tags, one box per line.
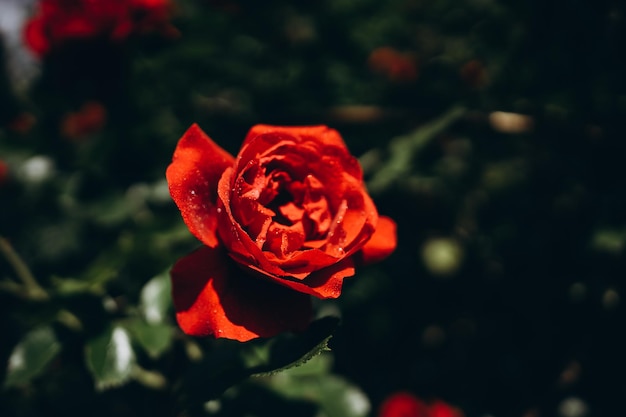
<box><xmin>237</xmin><ymin>161</ymin><xmax>332</xmax><ymax>258</ymax></box>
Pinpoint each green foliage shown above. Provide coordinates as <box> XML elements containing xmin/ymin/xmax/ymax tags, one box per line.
<box><xmin>255</xmin><ymin>354</ymin><xmax>371</xmax><ymax>417</ymax></box>
<box><xmin>178</xmin><ymin>316</ymin><xmax>339</xmax><ymax>411</ymax></box>
<box><xmin>4</xmin><ymin>326</ymin><xmax>61</xmax><ymax>388</ymax></box>
<box><xmin>85</xmin><ymin>325</ymin><xmax>136</xmax><ymax>391</ymax></box>
<box><xmin>138</xmin><ymin>270</ymin><xmax>173</xmax><ymax>325</ymax></box>
<box><xmin>124</xmin><ymin>320</ymin><xmax>173</xmax><ymax>360</ymax></box>
<box><xmin>365</xmin><ymin>106</ymin><xmax>466</xmax><ymax>194</ymax></box>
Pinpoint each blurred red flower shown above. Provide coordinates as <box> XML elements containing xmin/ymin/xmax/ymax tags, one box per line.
<box><xmin>379</xmin><ymin>392</ymin><xmax>429</xmax><ymax>417</ymax></box>
<box><xmin>368</xmin><ymin>47</ymin><xmax>418</xmax><ymax>83</ymax></box>
<box><xmin>166</xmin><ymin>124</ymin><xmax>397</xmax><ymax>341</ymax></box>
<box><xmin>378</xmin><ymin>393</ymin><xmax>464</xmax><ymax>417</ymax></box>
<box><xmin>0</xmin><ymin>160</ymin><xmax>8</xmax><ymax>185</ymax></box>
<box><xmin>24</xmin><ymin>0</ymin><xmax>177</xmax><ymax>56</ymax></box>
<box><xmin>7</xmin><ymin>113</ymin><xmax>36</xmax><ymax>135</ymax></box>
<box><xmin>60</xmin><ymin>101</ymin><xmax>107</xmax><ymax>141</ymax></box>
<box><xmin>429</xmin><ymin>399</ymin><xmax>465</xmax><ymax>417</ymax></box>
<box><xmin>459</xmin><ymin>59</ymin><xmax>490</xmax><ymax>90</ymax></box>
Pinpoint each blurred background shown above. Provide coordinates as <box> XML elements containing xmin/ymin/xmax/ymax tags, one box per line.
<box><xmin>1</xmin><ymin>0</ymin><xmax>626</xmax><ymax>416</ymax></box>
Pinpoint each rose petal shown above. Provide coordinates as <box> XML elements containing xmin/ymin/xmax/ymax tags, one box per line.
<box><xmin>241</xmin><ymin>256</ymin><xmax>355</xmax><ymax>299</ymax></box>
<box><xmin>217</xmin><ymin>168</ymin><xmax>290</xmax><ymax>278</ymax></box>
<box><xmin>243</xmin><ymin>125</ymin><xmax>347</xmax><ymax>152</ymax></box>
<box><xmin>241</xmin><ymin>125</ymin><xmax>363</xmax><ymax>180</ymax></box>
<box><xmin>167</xmin><ymin>124</ymin><xmax>235</xmax><ymax>248</ymax></box>
<box><xmin>171</xmin><ymin>246</ymin><xmax>313</xmax><ymax>341</ymax></box>
<box><xmin>357</xmin><ymin>215</ymin><xmax>397</xmax><ymax>264</ymax></box>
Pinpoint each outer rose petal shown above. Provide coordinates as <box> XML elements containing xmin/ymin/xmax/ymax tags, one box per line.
<box><xmin>240</xmin><ymin>256</ymin><xmax>355</xmax><ymax>299</ymax></box>
<box><xmin>358</xmin><ymin>215</ymin><xmax>397</xmax><ymax>265</ymax></box>
<box><xmin>242</xmin><ymin>125</ymin><xmax>352</xmax><ymax>156</ymax></box>
<box><xmin>171</xmin><ymin>246</ymin><xmax>313</xmax><ymax>341</ymax></box>
<box><xmin>166</xmin><ymin>124</ymin><xmax>235</xmax><ymax>248</ymax></box>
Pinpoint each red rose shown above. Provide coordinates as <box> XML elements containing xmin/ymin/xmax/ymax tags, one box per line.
<box><xmin>378</xmin><ymin>393</ymin><xmax>465</xmax><ymax>417</ymax></box>
<box><xmin>368</xmin><ymin>46</ymin><xmax>418</xmax><ymax>83</ymax></box>
<box><xmin>167</xmin><ymin>124</ymin><xmax>397</xmax><ymax>341</ymax></box>
<box><xmin>24</xmin><ymin>0</ymin><xmax>175</xmax><ymax>56</ymax></box>
<box><xmin>428</xmin><ymin>400</ymin><xmax>465</xmax><ymax>417</ymax></box>
<box><xmin>60</xmin><ymin>101</ymin><xmax>107</xmax><ymax>141</ymax></box>
<box><xmin>0</xmin><ymin>160</ymin><xmax>9</xmax><ymax>185</ymax></box>
<box><xmin>378</xmin><ymin>392</ymin><xmax>429</xmax><ymax>417</ymax></box>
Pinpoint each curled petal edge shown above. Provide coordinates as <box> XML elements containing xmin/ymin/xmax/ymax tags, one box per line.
<box><xmin>166</xmin><ymin>124</ymin><xmax>235</xmax><ymax>248</ymax></box>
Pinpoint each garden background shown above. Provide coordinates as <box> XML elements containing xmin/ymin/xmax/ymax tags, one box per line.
<box><xmin>1</xmin><ymin>0</ymin><xmax>626</xmax><ymax>416</ymax></box>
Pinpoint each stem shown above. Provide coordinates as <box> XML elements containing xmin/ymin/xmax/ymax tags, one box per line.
<box><xmin>0</xmin><ymin>236</ymin><xmax>49</xmax><ymax>301</ymax></box>
<box><xmin>131</xmin><ymin>365</ymin><xmax>168</xmax><ymax>390</ymax></box>
<box><xmin>57</xmin><ymin>309</ymin><xmax>83</xmax><ymax>331</ymax></box>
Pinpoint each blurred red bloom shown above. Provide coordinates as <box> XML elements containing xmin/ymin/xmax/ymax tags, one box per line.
<box><xmin>167</xmin><ymin>124</ymin><xmax>397</xmax><ymax>341</ymax></box>
<box><xmin>459</xmin><ymin>59</ymin><xmax>490</xmax><ymax>90</ymax></box>
<box><xmin>7</xmin><ymin>113</ymin><xmax>36</xmax><ymax>135</ymax></box>
<box><xmin>379</xmin><ymin>392</ymin><xmax>429</xmax><ymax>417</ymax></box>
<box><xmin>429</xmin><ymin>399</ymin><xmax>465</xmax><ymax>417</ymax></box>
<box><xmin>368</xmin><ymin>47</ymin><xmax>418</xmax><ymax>83</ymax></box>
<box><xmin>0</xmin><ymin>160</ymin><xmax>8</xmax><ymax>185</ymax></box>
<box><xmin>378</xmin><ymin>393</ymin><xmax>465</xmax><ymax>417</ymax></box>
<box><xmin>60</xmin><ymin>101</ymin><xmax>107</xmax><ymax>141</ymax></box>
<box><xmin>24</xmin><ymin>0</ymin><xmax>177</xmax><ymax>56</ymax></box>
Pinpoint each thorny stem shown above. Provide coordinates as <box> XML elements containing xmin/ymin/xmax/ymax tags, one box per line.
<box><xmin>0</xmin><ymin>236</ymin><xmax>49</xmax><ymax>301</ymax></box>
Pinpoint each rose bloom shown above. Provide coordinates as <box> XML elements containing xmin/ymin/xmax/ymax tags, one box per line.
<box><xmin>24</xmin><ymin>0</ymin><xmax>176</xmax><ymax>56</ymax></box>
<box><xmin>368</xmin><ymin>46</ymin><xmax>418</xmax><ymax>83</ymax></box>
<box><xmin>60</xmin><ymin>101</ymin><xmax>107</xmax><ymax>141</ymax></box>
<box><xmin>428</xmin><ymin>400</ymin><xmax>465</xmax><ymax>417</ymax></box>
<box><xmin>167</xmin><ymin>124</ymin><xmax>397</xmax><ymax>341</ymax></box>
<box><xmin>378</xmin><ymin>393</ymin><xmax>465</xmax><ymax>417</ymax></box>
<box><xmin>378</xmin><ymin>392</ymin><xmax>429</xmax><ymax>417</ymax></box>
<box><xmin>0</xmin><ymin>160</ymin><xmax>8</xmax><ymax>185</ymax></box>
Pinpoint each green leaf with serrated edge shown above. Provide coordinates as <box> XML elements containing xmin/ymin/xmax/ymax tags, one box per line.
<box><xmin>124</xmin><ymin>319</ymin><xmax>174</xmax><ymax>359</ymax></box>
<box><xmin>247</xmin><ymin>332</ymin><xmax>333</xmax><ymax>377</ymax></box>
<box><xmin>139</xmin><ymin>270</ymin><xmax>172</xmax><ymax>325</ymax></box>
<box><xmin>85</xmin><ymin>324</ymin><xmax>136</xmax><ymax>391</ymax></box>
<box><xmin>248</xmin><ymin>316</ymin><xmax>338</xmax><ymax>375</ymax></box>
<box><xmin>4</xmin><ymin>326</ymin><xmax>61</xmax><ymax>388</ymax></box>
<box><xmin>178</xmin><ymin>316</ymin><xmax>339</xmax><ymax>411</ymax></box>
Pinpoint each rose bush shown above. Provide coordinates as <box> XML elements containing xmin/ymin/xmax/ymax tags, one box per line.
<box><xmin>24</xmin><ymin>0</ymin><xmax>176</xmax><ymax>56</ymax></box>
<box><xmin>166</xmin><ymin>124</ymin><xmax>397</xmax><ymax>341</ymax></box>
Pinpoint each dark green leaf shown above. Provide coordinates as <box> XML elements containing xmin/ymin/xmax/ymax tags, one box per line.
<box><xmin>4</xmin><ymin>326</ymin><xmax>61</xmax><ymax>388</ymax></box>
<box><xmin>85</xmin><ymin>324</ymin><xmax>136</xmax><ymax>391</ymax></box>
<box><xmin>246</xmin><ymin>316</ymin><xmax>338</xmax><ymax>377</ymax></box>
<box><xmin>51</xmin><ymin>251</ymin><xmax>121</xmax><ymax>296</ymax></box>
<box><xmin>124</xmin><ymin>319</ymin><xmax>174</xmax><ymax>359</ymax></box>
<box><xmin>179</xmin><ymin>316</ymin><xmax>339</xmax><ymax>410</ymax></box>
<box><xmin>139</xmin><ymin>270</ymin><xmax>172</xmax><ymax>325</ymax></box>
